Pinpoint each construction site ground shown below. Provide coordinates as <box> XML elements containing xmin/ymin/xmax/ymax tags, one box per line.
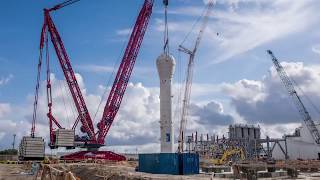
<box><xmin>0</xmin><ymin>164</ymin><xmax>35</xmax><ymax>180</ymax></box>
<box><xmin>1</xmin><ymin>162</ymin><xmax>320</xmax><ymax>179</ymax></box>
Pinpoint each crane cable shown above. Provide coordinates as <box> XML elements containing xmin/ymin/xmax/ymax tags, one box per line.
<box><xmin>92</xmin><ymin>2</ymin><xmax>142</xmax><ymax>124</ymax></box>
<box><xmin>163</xmin><ymin>0</ymin><xmax>169</xmax><ymax>55</ymax></box>
<box><xmin>291</xmin><ymin>78</ymin><xmax>320</xmax><ymax>116</ymax></box>
<box><xmin>47</xmin><ymin>29</ymin><xmax>74</xmax><ymax>128</ymax></box>
<box><xmin>58</xmin><ymin>79</ymin><xmax>71</xmax><ymax>126</ymax></box>
<box><xmin>173</xmin><ymin>50</ymin><xmax>183</xmax><ymax>132</ymax></box>
<box><xmin>31</xmin><ymin>40</ymin><xmax>44</xmax><ymax>137</ymax></box>
<box><xmin>163</xmin><ymin>0</ymin><xmax>183</xmax><ymax>134</ymax></box>
<box><xmin>179</xmin><ymin>5</ymin><xmax>207</xmax><ymax>47</ymax></box>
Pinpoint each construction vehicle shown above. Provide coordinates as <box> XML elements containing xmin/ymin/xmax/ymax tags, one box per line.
<box><xmin>267</xmin><ymin>50</ymin><xmax>320</xmax><ymax>145</ymax></box>
<box><xmin>211</xmin><ymin>147</ymin><xmax>245</xmax><ymax>165</ymax></box>
<box><xmin>177</xmin><ymin>0</ymin><xmax>214</xmax><ymax>153</ymax></box>
<box><xmin>30</xmin><ymin>0</ymin><xmax>154</xmax><ymax>161</ymax></box>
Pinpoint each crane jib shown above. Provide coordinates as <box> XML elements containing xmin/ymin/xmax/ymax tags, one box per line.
<box><xmin>97</xmin><ymin>0</ymin><xmax>154</xmax><ymax>144</ymax></box>
<box><xmin>267</xmin><ymin>50</ymin><xmax>320</xmax><ymax>145</ymax></box>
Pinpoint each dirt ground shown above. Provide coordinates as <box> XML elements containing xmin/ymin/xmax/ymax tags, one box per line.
<box><xmin>1</xmin><ymin>162</ymin><xmax>320</xmax><ymax>179</ymax></box>
<box><xmin>0</xmin><ymin>164</ymin><xmax>38</xmax><ymax>180</ymax></box>
<box><xmin>47</xmin><ymin>162</ymin><xmax>214</xmax><ymax>180</ymax></box>
<box><xmin>46</xmin><ymin>163</ymin><xmax>320</xmax><ymax>180</ymax></box>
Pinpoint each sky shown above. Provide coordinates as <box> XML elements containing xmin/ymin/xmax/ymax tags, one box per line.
<box><xmin>1</xmin><ymin>0</ymin><xmax>320</xmax><ymax>153</ymax></box>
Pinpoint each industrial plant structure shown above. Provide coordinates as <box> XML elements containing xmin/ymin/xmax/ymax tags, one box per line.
<box><xmin>186</xmin><ymin>124</ymin><xmax>262</xmax><ymax>160</ymax></box>
<box><xmin>273</xmin><ymin>123</ymin><xmax>320</xmax><ymax>160</ymax></box>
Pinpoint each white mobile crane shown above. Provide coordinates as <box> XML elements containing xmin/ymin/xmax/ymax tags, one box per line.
<box><xmin>177</xmin><ymin>1</ymin><xmax>214</xmax><ymax>153</ymax></box>
<box><xmin>267</xmin><ymin>50</ymin><xmax>320</xmax><ymax>144</ymax></box>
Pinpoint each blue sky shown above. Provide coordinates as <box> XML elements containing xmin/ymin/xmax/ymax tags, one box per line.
<box><xmin>1</xmin><ymin>0</ymin><xmax>320</xmax><ymax>152</ymax></box>
<box><xmin>1</xmin><ymin>0</ymin><xmax>319</xmax><ymax>103</ymax></box>
<box><xmin>0</xmin><ymin>0</ymin><xmax>159</xmax><ymax>103</ymax></box>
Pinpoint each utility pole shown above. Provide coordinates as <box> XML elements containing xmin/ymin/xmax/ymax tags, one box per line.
<box><xmin>12</xmin><ymin>134</ymin><xmax>16</xmax><ymax>149</ymax></box>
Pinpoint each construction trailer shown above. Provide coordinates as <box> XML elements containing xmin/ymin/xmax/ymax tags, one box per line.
<box><xmin>19</xmin><ymin>136</ymin><xmax>45</xmax><ymax>160</ymax></box>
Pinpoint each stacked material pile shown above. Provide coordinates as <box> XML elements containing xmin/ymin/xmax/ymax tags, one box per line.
<box><xmin>19</xmin><ymin>136</ymin><xmax>45</xmax><ymax>160</ymax></box>
<box><xmin>55</xmin><ymin>129</ymin><xmax>75</xmax><ymax>147</ymax></box>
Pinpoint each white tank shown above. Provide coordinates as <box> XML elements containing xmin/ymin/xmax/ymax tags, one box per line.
<box><xmin>156</xmin><ymin>53</ymin><xmax>175</xmax><ymax>153</ymax></box>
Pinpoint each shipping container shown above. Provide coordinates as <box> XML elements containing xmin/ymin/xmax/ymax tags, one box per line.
<box><xmin>138</xmin><ymin>153</ymin><xmax>180</xmax><ymax>175</ymax></box>
<box><xmin>179</xmin><ymin>153</ymin><xmax>199</xmax><ymax>175</ymax></box>
<box><xmin>138</xmin><ymin>153</ymin><xmax>199</xmax><ymax>175</ymax></box>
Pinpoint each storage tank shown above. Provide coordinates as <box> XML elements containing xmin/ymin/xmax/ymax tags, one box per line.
<box><xmin>229</xmin><ymin>124</ymin><xmax>261</xmax><ymax>140</ymax></box>
<box><xmin>156</xmin><ymin>53</ymin><xmax>175</xmax><ymax>153</ymax></box>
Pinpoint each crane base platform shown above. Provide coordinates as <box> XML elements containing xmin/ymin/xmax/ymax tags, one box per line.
<box><xmin>60</xmin><ymin>151</ymin><xmax>126</xmax><ymax>161</ymax></box>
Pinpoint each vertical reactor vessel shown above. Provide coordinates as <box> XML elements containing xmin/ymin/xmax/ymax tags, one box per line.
<box><xmin>157</xmin><ymin>53</ymin><xmax>175</xmax><ymax>153</ymax></box>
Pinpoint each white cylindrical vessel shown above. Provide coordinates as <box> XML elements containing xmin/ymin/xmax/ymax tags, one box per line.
<box><xmin>156</xmin><ymin>53</ymin><xmax>175</xmax><ymax>153</ymax></box>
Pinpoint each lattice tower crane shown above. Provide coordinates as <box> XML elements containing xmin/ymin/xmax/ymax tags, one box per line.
<box><xmin>177</xmin><ymin>1</ymin><xmax>214</xmax><ymax>153</ymax></box>
<box><xmin>267</xmin><ymin>50</ymin><xmax>320</xmax><ymax>144</ymax></box>
<box><xmin>32</xmin><ymin>0</ymin><xmax>154</xmax><ymax>160</ymax></box>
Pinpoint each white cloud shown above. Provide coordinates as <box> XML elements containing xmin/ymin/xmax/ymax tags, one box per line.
<box><xmin>222</xmin><ymin>79</ymin><xmax>266</xmax><ymax>102</ymax></box>
<box><xmin>76</xmin><ymin>64</ymin><xmax>154</xmax><ymax>76</ymax></box>
<box><xmin>76</xmin><ymin>64</ymin><xmax>114</xmax><ymax>73</ymax></box>
<box><xmin>0</xmin><ymin>74</ymin><xmax>13</xmax><ymax>86</ymax></box>
<box><xmin>158</xmin><ymin>0</ymin><xmax>320</xmax><ymax>63</ymax></box>
<box><xmin>116</xmin><ymin>28</ymin><xmax>132</xmax><ymax>36</ymax></box>
<box><xmin>209</xmin><ymin>0</ymin><xmax>320</xmax><ymax>63</ymax></box>
<box><xmin>222</xmin><ymin>62</ymin><xmax>320</xmax><ymax>125</ymax></box>
<box><xmin>312</xmin><ymin>44</ymin><xmax>320</xmax><ymax>55</ymax></box>
<box><xmin>0</xmin><ymin>103</ymin><xmax>11</xmax><ymax>118</ymax></box>
<box><xmin>259</xmin><ymin>122</ymin><xmax>301</xmax><ymax>138</ymax></box>
<box><xmin>4</xmin><ymin>61</ymin><xmax>318</xmax><ymax>152</ymax></box>
<box><xmin>0</xmin><ymin>72</ymin><xmax>237</xmax><ymax>152</ymax></box>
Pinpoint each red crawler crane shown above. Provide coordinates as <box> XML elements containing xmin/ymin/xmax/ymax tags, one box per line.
<box><xmin>33</xmin><ymin>0</ymin><xmax>154</xmax><ymax>161</ymax></box>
